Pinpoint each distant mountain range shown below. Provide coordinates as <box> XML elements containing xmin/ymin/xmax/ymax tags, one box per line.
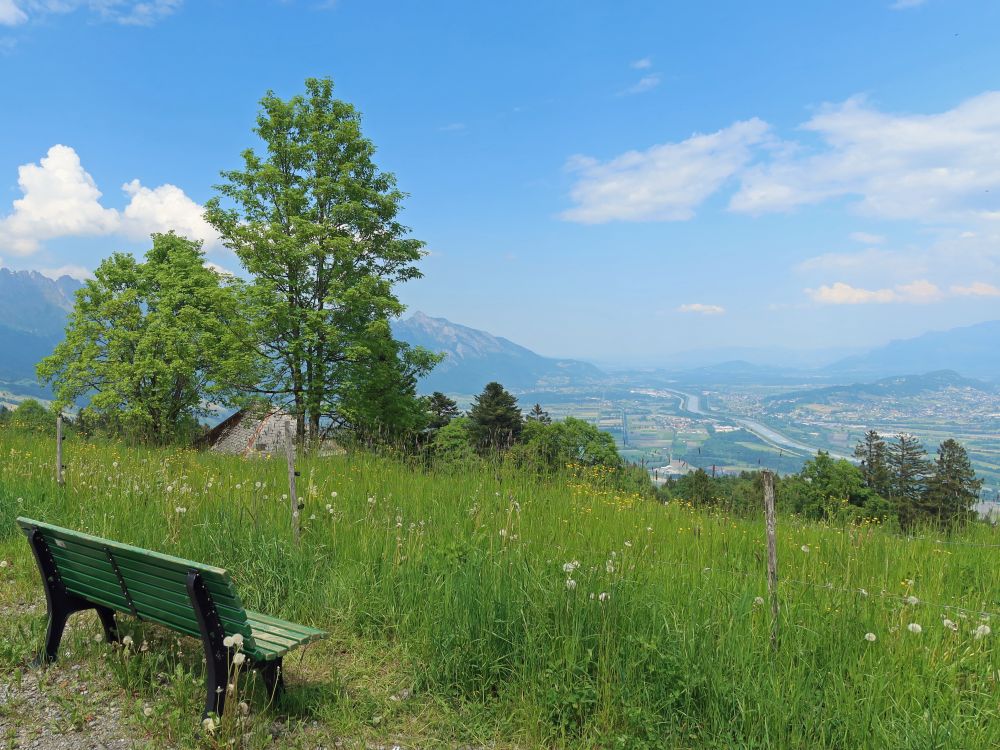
<box><xmin>0</xmin><ymin>270</ymin><xmax>83</xmax><ymax>397</ymax></box>
<box><xmin>826</xmin><ymin>320</ymin><xmax>1000</xmax><ymax>380</ymax></box>
<box><xmin>393</xmin><ymin>312</ymin><xmax>604</xmax><ymax>393</ymax></box>
<box><xmin>766</xmin><ymin>370</ymin><xmax>996</xmax><ymax>413</ymax></box>
<box><xmin>0</xmin><ymin>264</ymin><xmax>997</xmax><ymax>398</ymax></box>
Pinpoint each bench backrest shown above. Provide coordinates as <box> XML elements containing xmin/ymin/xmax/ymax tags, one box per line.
<box><xmin>17</xmin><ymin>517</ymin><xmax>255</xmax><ymax>648</ymax></box>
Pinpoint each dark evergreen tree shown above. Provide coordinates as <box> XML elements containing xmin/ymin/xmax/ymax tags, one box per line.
<box><xmin>468</xmin><ymin>382</ymin><xmax>522</xmax><ymax>453</ymax></box>
<box><xmin>888</xmin><ymin>433</ymin><xmax>931</xmax><ymax>527</ymax></box>
<box><xmin>924</xmin><ymin>439</ymin><xmax>982</xmax><ymax>526</ymax></box>
<box><xmin>526</xmin><ymin>403</ymin><xmax>551</xmax><ymax>424</ymax></box>
<box><xmin>854</xmin><ymin>430</ymin><xmax>891</xmax><ymax>497</ymax></box>
<box><xmin>426</xmin><ymin>391</ymin><xmax>460</xmax><ymax>429</ymax></box>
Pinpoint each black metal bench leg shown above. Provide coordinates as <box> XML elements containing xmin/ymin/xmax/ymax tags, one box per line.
<box><xmin>186</xmin><ymin>569</ymin><xmax>232</xmax><ymax>719</ymax></box>
<box><xmin>95</xmin><ymin>606</ymin><xmax>120</xmax><ymax>644</ymax></box>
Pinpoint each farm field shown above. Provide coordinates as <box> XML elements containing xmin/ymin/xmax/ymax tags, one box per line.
<box><xmin>1</xmin><ymin>430</ymin><xmax>1000</xmax><ymax>749</ymax></box>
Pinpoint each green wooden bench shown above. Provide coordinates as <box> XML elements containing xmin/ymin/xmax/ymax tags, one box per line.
<box><xmin>17</xmin><ymin>517</ymin><xmax>325</xmax><ymax>719</ymax></box>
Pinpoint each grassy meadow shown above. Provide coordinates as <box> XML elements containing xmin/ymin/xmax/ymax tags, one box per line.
<box><xmin>1</xmin><ymin>429</ymin><xmax>999</xmax><ymax>749</ymax></box>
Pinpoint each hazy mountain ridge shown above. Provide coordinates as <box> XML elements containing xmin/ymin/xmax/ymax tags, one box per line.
<box><xmin>393</xmin><ymin>311</ymin><xmax>604</xmax><ymax>393</ymax></box>
<box><xmin>828</xmin><ymin>320</ymin><xmax>1000</xmax><ymax>380</ymax></box>
<box><xmin>765</xmin><ymin>370</ymin><xmax>996</xmax><ymax>413</ymax></box>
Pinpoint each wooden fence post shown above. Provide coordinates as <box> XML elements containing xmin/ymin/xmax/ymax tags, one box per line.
<box><xmin>56</xmin><ymin>414</ymin><xmax>64</xmax><ymax>486</ymax></box>
<box><xmin>284</xmin><ymin>421</ymin><xmax>300</xmax><ymax>544</ymax></box>
<box><xmin>762</xmin><ymin>470</ymin><xmax>779</xmax><ymax>650</ymax></box>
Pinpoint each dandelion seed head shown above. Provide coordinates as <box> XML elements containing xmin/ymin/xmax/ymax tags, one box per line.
<box><xmin>754</xmin><ymin>596</ymin><xmax>764</xmax><ymax>606</ymax></box>
<box><xmin>975</xmin><ymin>624</ymin><xmax>991</xmax><ymax>639</ymax></box>
<box><xmin>943</xmin><ymin>619</ymin><xmax>958</xmax><ymax>631</ymax></box>
<box><xmin>565</xmin><ymin>578</ymin><xmax>577</xmax><ymax>591</ymax></box>
<box><xmin>801</xmin><ymin>545</ymin><xmax>810</xmax><ymax>553</ymax></box>
<box><xmin>908</xmin><ymin>623</ymin><xmax>922</xmax><ymax>634</ymax></box>
<box><xmin>865</xmin><ymin>632</ymin><xmax>877</xmax><ymax>642</ymax></box>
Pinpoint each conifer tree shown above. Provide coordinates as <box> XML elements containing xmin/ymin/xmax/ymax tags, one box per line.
<box><xmin>887</xmin><ymin>433</ymin><xmax>931</xmax><ymax>527</ymax></box>
<box><xmin>527</xmin><ymin>403</ymin><xmax>551</xmax><ymax>424</ymax></box>
<box><xmin>426</xmin><ymin>392</ymin><xmax>460</xmax><ymax>429</ymax></box>
<box><xmin>468</xmin><ymin>382</ymin><xmax>522</xmax><ymax>453</ymax></box>
<box><xmin>854</xmin><ymin>430</ymin><xmax>891</xmax><ymax>497</ymax></box>
<box><xmin>924</xmin><ymin>439</ymin><xmax>982</xmax><ymax>525</ymax></box>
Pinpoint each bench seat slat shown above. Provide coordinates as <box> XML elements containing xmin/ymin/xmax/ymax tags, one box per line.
<box><xmin>245</xmin><ymin>609</ymin><xmax>326</xmax><ymax>637</ymax></box>
<box><xmin>39</xmin><ymin>532</ymin><xmax>243</xmax><ymax>605</ymax></box>
<box><xmin>47</xmin><ymin>547</ymin><xmax>253</xmax><ymax>638</ymax></box>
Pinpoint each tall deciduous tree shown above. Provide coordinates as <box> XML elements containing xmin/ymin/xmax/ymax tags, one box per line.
<box><xmin>205</xmin><ymin>77</ymin><xmax>434</xmax><ymax>443</ymax></box>
<box><xmin>468</xmin><ymin>382</ymin><xmax>522</xmax><ymax>453</ymax></box>
<box><xmin>37</xmin><ymin>233</ymin><xmax>254</xmax><ymax>443</ymax></box>
<box><xmin>924</xmin><ymin>439</ymin><xmax>982</xmax><ymax>525</ymax></box>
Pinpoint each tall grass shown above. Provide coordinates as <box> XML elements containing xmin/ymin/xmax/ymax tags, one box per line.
<box><xmin>1</xmin><ymin>430</ymin><xmax>998</xmax><ymax>748</ymax></box>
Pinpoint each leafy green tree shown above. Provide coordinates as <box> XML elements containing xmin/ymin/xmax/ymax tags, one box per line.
<box><xmin>854</xmin><ymin>430</ymin><xmax>891</xmax><ymax>497</ymax></box>
<box><xmin>430</xmin><ymin>416</ymin><xmax>479</xmax><ymax>469</ymax></box>
<box><xmin>516</xmin><ymin>416</ymin><xmax>620</xmax><ymax>472</ymax></box>
<box><xmin>924</xmin><ymin>439</ymin><xmax>982</xmax><ymax>525</ymax></box>
<box><xmin>336</xmin><ymin>320</ymin><xmax>439</xmax><ymax>440</ymax></box>
<box><xmin>3</xmin><ymin>399</ymin><xmax>59</xmax><ymax>435</ymax></box>
<box><xmin>205</xmin><ymin>77</ymin><xmax>433</xmax><ymax>444</ymax></box>
<box><xmin>783</xmin><ymin>451</ymin><xmax>889</xmax><ymax>521</ymax></box>
<box><xmin>527</xmin><ymin>403</ymin><xmax>551</xmax><ymax>424</ymax></box>
<box><xmin>887</xmin><ymin>433</ymin><xmax>931</xmax><ymax>526</ymax></box>
<box><xmin>37</xmin><ymin>233</ymin><xmax>254</xmax><ymax>444</ymax></box>
<box><xmin>468</xmin><ymin>382</ymin><xmax>522</xmax><ymax>453</ymax></box>
<box><xmin>425</xmin><ymin>392</ymin><xmax>460</xmax><ymax>429</ymax></box>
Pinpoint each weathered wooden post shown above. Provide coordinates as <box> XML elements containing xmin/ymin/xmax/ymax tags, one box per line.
<box><xmin>762</xmin><ymin>470</ymin><xmax>779</xmax><ymax>650</ymax></box>
<box><xmin>284</xmin><ymin>422</ymin><xmax>300</xmax><ymax>544</ymax></box>
<box><xmin>55</xmin><ymin>414</ymin><xmax>64</xmax><ymax>486</ymax></box>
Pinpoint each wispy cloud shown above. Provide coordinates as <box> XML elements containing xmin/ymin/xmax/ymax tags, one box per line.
<box><xmin>807</xmin><ymin>280</ymin><xmax>944</xmax><ymax>305</ymax></box>
<box><xmin>951</xmin><ymin>281</ymin><xmax>1000</xmax><ymax>297</ymax></box>
<box><xmin>849</xmin><ymin>231</ymin><xmax>885</xmax><ymax>245</ymax></box>
<box><xmin>439</xmin><ymin>122</ymin><xmax>466</xmax><ymax>132</ymax></box>
<box><xmin>630</xmin><ymin>57</ymin><xmax>652</xmax><ymax>70</ymax></box>
<box><xmin>890</xmin><ymin>0</ymin><xmax>927</xmax><ymax>9</ymax></box>
<box><xmin>561</xmin><ymin>119</ymin><xmax>769</xmax><ymax>223</ymax></box>
<box><xmin>731</xmin><ymin>92</ymin><xmax>1000</xmax><ymax>222</ymax></box>
<box><xmin>620</xmin><ymin>73</ymin><xmax>661</xmax><ymax>96</ymax></box>
<box><xmin>2</xmin><ymin>1</ymin><xmax>182</xmax><ymax>27</ymax></box>
<box><xmin>677</xmin><ymin>303</ymin><xmax>725</xmax><ymax>315</ymax></box>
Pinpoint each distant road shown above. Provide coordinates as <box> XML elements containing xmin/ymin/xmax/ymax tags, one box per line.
<box><xmin>664</xmin><ymin>388</ymin><xmax>851</xmax><ymax>460</ymax></box>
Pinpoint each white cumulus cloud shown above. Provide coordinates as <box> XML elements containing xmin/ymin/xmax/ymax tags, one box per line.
<box><xmin>561</xmin><ymin>119</ymin><xmax>769</xmax><ymax>223</ymax></box>
<box><xmin>620</xmin><ymin>74</ymin><xmax>661</xmax><ymax>96</ymax></box>
<box><xmin>120</xmin><ymin>179</ymin><xmax>219</xmax><ymax>246</ymax></box>
<box><xmin>677</xmin><ymin>303</ymin><xmax>725</xmax><ymax>315</ymax></box>
<box><xmin>0</xmin><ymin>144</ymin><xmax>119</xmax><ymax>255</ymax></box>
<box><xmin>0</xmin><ymin>144</ymin><xmax>219</xmax><ymax>255</ymax></box>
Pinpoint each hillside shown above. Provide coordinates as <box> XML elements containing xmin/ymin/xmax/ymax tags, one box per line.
<box><xmin>0</xmin><ymin>270</ymin><xmax>82</xmax><ymax>391</ymax></box>
<box><xmin>828</xmin><ymin>320</ymin><xmax>1000</xmax><ymax>380</ymax></box>
<box><xmin>393</xmin><ymin>311</ymin><xmax>604</xmax><ymax>393</ymax></box>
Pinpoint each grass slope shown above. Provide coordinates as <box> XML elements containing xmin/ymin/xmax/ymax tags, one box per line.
<box><xmin>1</xmin><ymin>431</ymin><xmax>999</xmax><ymax>749</ymax></box>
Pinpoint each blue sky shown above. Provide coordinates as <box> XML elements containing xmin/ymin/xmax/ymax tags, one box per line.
<box><xmin>1</xmin><ymin>0</ymin><xmax>999</xmax><ymax>364</ymax></box>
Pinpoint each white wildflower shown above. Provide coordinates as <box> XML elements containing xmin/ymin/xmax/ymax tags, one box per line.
<box><xmin>233</xmin><ymin>652</ymin><xmax>246</xmax><ymax>666</ymax></box>
<box><xmin>908</xmin><ymin>623</ymin><xmax>922</xmax><ymax>634</ymax></box>
<box><xmin>562</xmin><ymin>561</ymin><xmax>580</xmax><ymax>574</ymax></box>
<box><xmin>943</xmin><ymin>619</ymin><xmax>958</xmax><ymax>631</ymax></box>
<box><xmin>864</xmin><ymin>632</ymin><xmax>877</xmax><ymax>642</ymax></box>
<box><xmin>94</xmin><ymin>633</ymin><xmax>103</xmax><ymax>643</ymax></box>
<box><xmin>858</xmin><ymin>588</ymin><xmax>868</xmax><ymax>597</ymax></box>
<box><xmin>565</xmin><ymin>578</ymin><xmax>577</xmax><ymax>591</ymax></box>
<box><xmin>331</xmin><ymin>491</ymin><xmax>338</xmax><ymax>498</ymax></box>
<box><xmin>605</xmin><ymin>559</ymin><xmax>616</xmax><ymax>574</ymax></box>
<box><xmin>906</xmin><ymin>595</ymin><xmax>919</xmax><ymax>605</ymax></box>
<box><xmin>143</xmin><ymin>705</ymin><xmax>153</xmax><ymax>717</ymax></box>
<box><xmin>800</xmin><ymin>545</ymin><xmax>810</xmax><ymax>553</ymax></box>
<box><xmin>0</xmin><ymin>560</ymin><xmax>8</xmax><ymax>569</ymax></box>
<box><xmin>174</xmin><ymin>506</ymin><xmax>186</xmax><ymax>514</ymax></box>
<box><xmin>230</xmin><ymin>633</ymin><xmax>243</xmax><ymax>648</ymax></box>
<box><xmin>223</xmin><ymin>636</ymin><xmax>234</xmax><ymax>648</ymax></box>
<box><xmin>598</xmin><ymin>592</ymin><xmax>610</xmax><ymax>602</ymax></box>
<box><xmin>122</xmin><ymin>635</ymin><xmax>134</xmax><ymax>648</ymax></box>
<box><xmin>754</xmin><ymin>596</ymin><xmax>765</xmax><ymax>606</ymax></box>
<box><xmin>202</xmin><ymin>716</ymin><xmax>217</xmax><ymax>733</ymax></box>
<box><xmin>975</xmin><ymin>624</ymin><xmax>991</xmax><ymax>639</ymax></box>
<box><xmin>255</xmin><ymin>481</ymin><xmax>261</xmax><ymax>489</ymax></box>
